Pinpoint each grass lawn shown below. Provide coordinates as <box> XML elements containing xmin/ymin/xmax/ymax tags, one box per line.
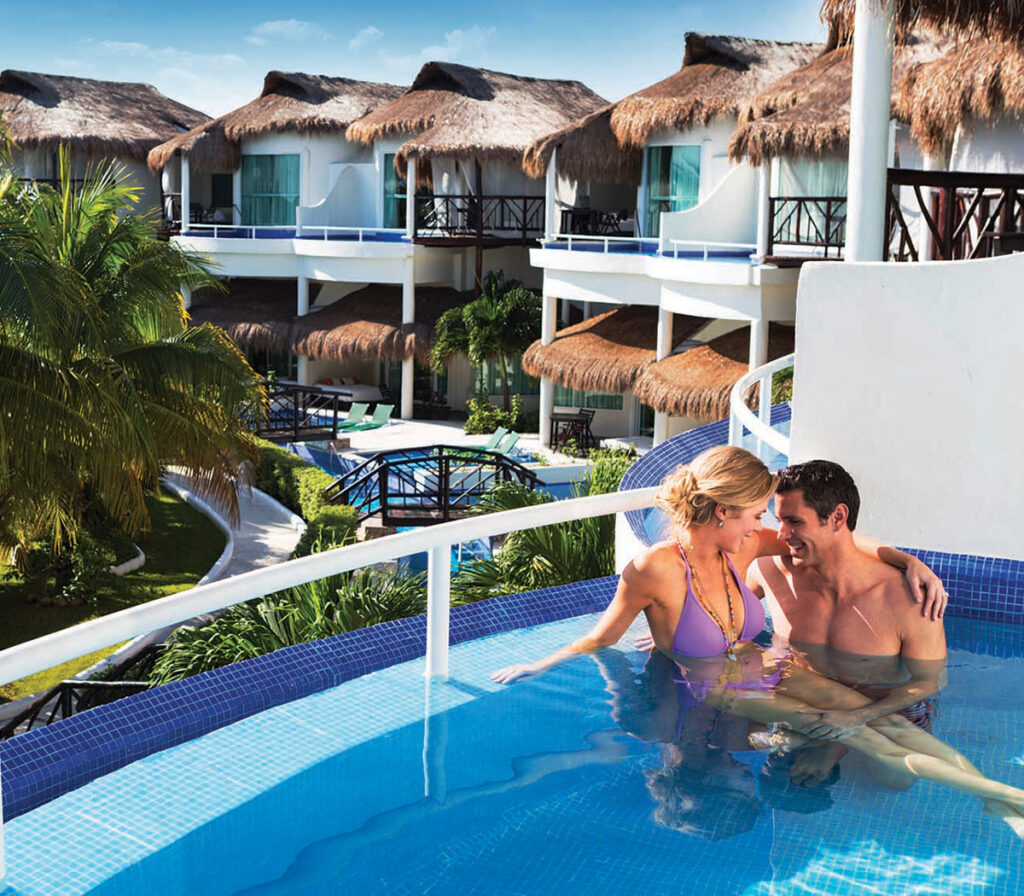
<box><xmin>0</xmin><ymin>491</ymin><xmax>226</xmax><ymax>701</ymax></box>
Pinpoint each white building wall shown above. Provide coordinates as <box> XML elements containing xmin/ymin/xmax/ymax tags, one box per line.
<box><xmin>790</xmin><ymin>253</ymin><xmax>1024</xmax><ymax>559</ymax></box>
<box><xmin>950</xmin><ymin>117</ymin><xmax>1024</xmax><ymax>173</ymax></box>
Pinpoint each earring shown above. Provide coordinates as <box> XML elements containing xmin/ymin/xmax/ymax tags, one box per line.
<box><xmin>717</xmin><ymin>520</ymin><xmax>725</xmax><ymax>528</ymax></box>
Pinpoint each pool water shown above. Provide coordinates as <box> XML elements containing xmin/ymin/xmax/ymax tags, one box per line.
<box><xmin>5</xmin><ymin>609</ymin><xmax>1022</xmax><ymax>896</ymax></box>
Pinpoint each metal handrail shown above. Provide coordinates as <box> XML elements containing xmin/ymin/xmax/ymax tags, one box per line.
<box><xmin>545</xmin><ymin>234</ymin><xmax>653</xmax><ymax>254</ymax></box>
<box><xmin>296</xmin><ymin>225</ymin><xmax>409</xmax><ymax>241</ymax></box>
<box><xmin>728</xmin><ymin>353</ymin><xmax>794</xmax><ymax>456</ymax></box>
<box><xmin>664</xmin><ymin>238</ymin><xmax>758</xmax><ymax>260</ymax></box>
<box><xmin>0</xmin><ymin>487</ymin><xmax>658</xmax><ymax>687</ymax></box>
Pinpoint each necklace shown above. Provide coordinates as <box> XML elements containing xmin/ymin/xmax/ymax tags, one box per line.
<box><xmin>678</xmin><ymin>542</ymin><xmax>740</xmax><ymax>660</ymax></box>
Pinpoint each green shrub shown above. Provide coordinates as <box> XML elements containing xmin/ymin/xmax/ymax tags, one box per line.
<box><xmin>772</xmin><ymin>365</ymin><xmax>794</xmax><ymax>404</ymax></box>
<box><xmin>292</xmin><ymin>507</ymin><xmax>359</xmax><ymax>558</ymax></box>
<box><xmin>464</xmin><ymin>394</ymin><xmax>523</xmax><ymax>435</ymax></box>
<box><xmin>255</xmin><ymin>439</ymin><xmax>337</xmax><ymax>520</ymax></box>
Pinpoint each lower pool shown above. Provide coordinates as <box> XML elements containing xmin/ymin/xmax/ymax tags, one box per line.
<box><xmin>4</xmin><ymin>612</ymin><xmax>1022</xmax><ymax>895</ymax></box>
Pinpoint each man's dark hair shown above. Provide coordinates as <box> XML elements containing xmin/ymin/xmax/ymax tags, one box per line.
<box><xmin>776</xmin><ymin>460</ymin><xmax>860</xmax><ymax>531</ymax></box>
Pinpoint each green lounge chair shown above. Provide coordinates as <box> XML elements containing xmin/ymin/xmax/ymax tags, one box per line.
<box><xmin>495</xmin><ymin>430</ymin><xmax>520</xmax><ymax>454</ymax></box>
<box><xmin>336</xmin><ymin>402</ymin><xmax>370</xmax><ymax>431</ymax></box>
<box><xmin>480</xmin><ymin>426</ymin><xmax>508</xmax><ymax>450</ymax></box>
<box><xmin>347</xmin><ymin>403</ymin><xmax>395</xmax><ymax>432</ymax></box>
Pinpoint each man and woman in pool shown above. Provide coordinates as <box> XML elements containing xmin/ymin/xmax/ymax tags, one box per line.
<box><xmin>491</xmin><ymin>446</ymin><xmax>1024</xmax><ymax>836</ymax></box>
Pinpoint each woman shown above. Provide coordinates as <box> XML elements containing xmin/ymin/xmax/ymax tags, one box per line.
<box><xmin>491</xmin><ymin>446</ymin><xmax>1024</xmax><ymax>830</ymax></box>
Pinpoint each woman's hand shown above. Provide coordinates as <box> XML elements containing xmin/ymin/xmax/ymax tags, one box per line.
<box><xmin>491</xmin><ymin>662</ymin><xmax>544</xmax><ymax>684</ymax></box>
<box><xmin>904</xmin><ymin>558</ymin><xmax>948</xmax><ymax>620</ymax></box>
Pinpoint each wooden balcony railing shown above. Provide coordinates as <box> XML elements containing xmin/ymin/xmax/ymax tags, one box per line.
<box><xmin>767</xmin><ymin>196</ymin><xmax>847</xmax><ymax>258</ymax></box>
<box><xmin>886</xmin><ymin>168</ymin><xmax>1024</xmax><ymax>261</ymax></box>
<box><xmin>414</xmin><ymin>194</ymin><xmax>545</xmax><ymax>243</ymax></box>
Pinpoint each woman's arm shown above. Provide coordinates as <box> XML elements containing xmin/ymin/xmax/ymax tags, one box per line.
<box><xmin>748</xmin><ymin>529</ymin><xmax>947</xmax><ymax>619</ymax></box>
<box><xmin>491</xmin><ymin>553</ymin><xmax>660</xmax><ymax>684</ymax></box>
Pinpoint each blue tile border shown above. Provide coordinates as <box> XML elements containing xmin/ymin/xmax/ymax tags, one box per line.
<box><xmin>0</xmin><ymin>577</ymin><xmax>618</xmax><ymax>822</ymax></box>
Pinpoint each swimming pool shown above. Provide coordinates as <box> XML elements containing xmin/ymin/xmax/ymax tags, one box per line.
<box><xmin>4</xmin><ymin>610</ymin><xmax>1022</xmax><ymax>895</ymax></box>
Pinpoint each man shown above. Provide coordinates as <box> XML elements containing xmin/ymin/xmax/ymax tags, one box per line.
<box><xmin>748</xmin><ymin>460</ymin><xmax>947</xmax><ymax>785</ymax></box>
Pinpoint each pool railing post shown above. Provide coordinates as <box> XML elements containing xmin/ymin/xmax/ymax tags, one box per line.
<box><xmin>425</xmin><ymin>544</ymin><xmax>451</xmax><ymax>677</ymax></box>
<box><xmin>1</xmin><ymin>754</ymin><xmax>5</xmax><ymax>881</ymax></box>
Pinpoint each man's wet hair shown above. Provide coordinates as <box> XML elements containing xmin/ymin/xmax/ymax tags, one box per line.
<box><xmin>776</xmin><ymin>460</ymin><xmax>860</xmax><ymax>531</ymax></box>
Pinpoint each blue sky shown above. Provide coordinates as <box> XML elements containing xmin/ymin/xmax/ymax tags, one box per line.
<box><xmin>0</xmin><ymin>1</ymin><xmax>828</xmax><ymax>116</ymax></box>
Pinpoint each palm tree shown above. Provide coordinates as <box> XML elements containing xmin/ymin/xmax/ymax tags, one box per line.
<box><xmin>429</xmin><ymin>270</ymin><xmax>541</xmax><ymax>411</ymax></box>
<box><xmin>0</xmin><ymin>148</ymin><xmax>264</xmax><ymax>559</ymax></box>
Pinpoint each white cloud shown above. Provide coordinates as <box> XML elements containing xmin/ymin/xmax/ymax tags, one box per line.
<box><xmin>83</xmin><ymin>39</ymin><xmax>245</xmax><ymax>71</ymax></box>
<box><xmin>245</xmin><ymin>19</ymin><xmax>332</xmax><ymax>47</ymax></box>
<box><xmin>382</xmin><ymin>25</ymin><xmax>497</xmax><ymax>69</ymax></box>
<box><xmin>349</xmin><ymin>26</ymin><xmax>383</xmax><ymax>51</ymax></box>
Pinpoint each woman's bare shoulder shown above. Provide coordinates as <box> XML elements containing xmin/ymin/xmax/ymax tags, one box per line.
<box><xmin>625</xmin><ymin>540</ymin><xmax>681</xmax><ymax>585</ymax></box>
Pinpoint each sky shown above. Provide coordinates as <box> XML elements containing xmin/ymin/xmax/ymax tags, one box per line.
<box><xmin>0</xmin><ymin>1</ymin><xmax>829</xmax><ymax>117</ymax></box>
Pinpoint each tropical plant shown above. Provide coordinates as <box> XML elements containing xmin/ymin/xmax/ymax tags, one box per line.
<box><xmin>429</xmin><ymin>270</ymin><xmax>541</xmax><ymax>411</ymax></box>
<box><xmin>149</xmin><ymin>564</ymin><xmax>427</xmax><ymax>685</ymax></box>
<box><xmin>463</xmin><ymin>393</ymin><xmax>523</xmax><ymax>435</ymax></box>
<box><xmin>0</xmin><ymin>148</ymin><xmax>265</xmax><ymax>560</ymax></box>
<box><xmin>451</xmin><ymin>448</ymin><xmax>637</xmax><ymax>603</ymax></box>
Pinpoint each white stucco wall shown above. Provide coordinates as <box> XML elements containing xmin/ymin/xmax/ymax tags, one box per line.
<box><xmin>789</xmin><ymin>253</ymin><xmax>1024</xmax><ymax>558</ymax></box>
<box><xmin>659</xmin><ymin>163</ymin><xmax>758</xmax><ymax>248</ymax></box>
<box><xmin>950</xmin><ymin>117</ymin><xmax>1024</xmax><ymax>173</ymax></box>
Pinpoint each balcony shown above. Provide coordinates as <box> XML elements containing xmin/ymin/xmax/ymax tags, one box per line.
<box><xmin>412</xmin><ymin>194</ymin><xmax>544</xmax><ymax>246</ymax></box>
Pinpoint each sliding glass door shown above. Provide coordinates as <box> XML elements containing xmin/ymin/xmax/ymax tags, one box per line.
<box><xmin>241</xmin><ymin>154</ymin><xmax>299</xmax><ymax>226</ymax></box>
<box><xmin>644</xmin><ymin>145</ymin><xmax>701</xmax><ymax>237</ymax></box>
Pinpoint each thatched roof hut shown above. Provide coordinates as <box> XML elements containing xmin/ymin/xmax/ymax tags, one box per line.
<box><xmin>522</xmin><ymin>104</ymin><xmax>642</xmax><ymax>183</ymax></box>
<box><xmin>521</xmin><ymin>307</ymin><xmax>706</xmax><ymax>394</ymax></box>
<box><xmin>633</xmin><ymin>323</ymin><xmax>794</xmax><ymax>421</ymax></box>
<box><xmin>346</xmin><ymin>62</ymin><xmax>606</xmax><ymax>175</ymax></box>
<box><xmin>729</xmin><ymin>35</ymin><xmax>942</xmax><ymax>166</ymax></box>
<box><xmin>609</xmin><ymin>34</ymin><xmax>822</xmax><ymax>149</ymax></box>
<box><xmin>187</xmin><ymin>279</ymin><xmax>296</xmax><ymax>353</ymax></box>
<box><xmin>291</xmin><ymin>285</ymin><xmax>469</xmax><ymax>362</ymax></box>
<box><xmin>894</xmin><ymin>37</ymin><xmax>1024</xmax><ymax>157</ymax></box>
<box><xmin>148</xmin><ymin>72</ymin><xmax>405</xmax><ymax>173</ymax></box>
<box><xmin>0</xmin><ymin>70</ymin><xmax>207</xmax><ymax>162</ymax></box>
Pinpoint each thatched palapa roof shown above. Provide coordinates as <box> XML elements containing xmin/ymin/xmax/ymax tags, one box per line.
<box><xmin>609</xmin><ymin>34</ymin><xmax>822</xmax><ymax>149</ymax></box>
<box><xmin>187</xmin><ymin>279</ymin><xmax>297</xmax><ymax>353</ymax></box>
<box><xmin>291</xmin><ymin>285</ymin><xmax>470</xmax><ymax>363</ymax></box>
<box><xmin>0</xmin><ymin>70</ymin><xmax>207</xmax><ymax>162</ymax></box>
<box><xmin>523</xmin><ymin>33</ymin><xmax>819</xmax><ymax>183</ymax></box>
<box><xmin>521</xmin><ymin>307</ymin><xmax>707</xmax><ymax>394</ymax></box>
<box><xmin>148</xmin><ymin>72</ymin><xmax>405</xmax><ymax>173</ymax></box>
<box><xmin>729</xmin><ymin>34</ymin><xmax>943</xmax><ymax>166</ymax></box>
<box><xmin>821</xmin><ymin>0</ymin><xmax>1024</xmax><ymax>47</ymax></box>
<box><xmin>347</xmin><ymin>62</ymin><xmax>606</xmax><ymax>174</ymax></box>
<box><xmin>895</xmin><ymin>37</ymin><xmax>1024</xmax><ymax>157</ymax></box>
<box><xmin>633</xmin><ymin>324</ymin><xmax>794</xmax><ymax>422</ymax></box>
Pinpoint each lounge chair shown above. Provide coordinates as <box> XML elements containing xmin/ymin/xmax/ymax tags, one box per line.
<box><xmin>347</xmin><ymin>403</ymin><xmax>395</xmax><ymax>431</ymax></box>
<box><xmin>480</xmin><ymin>426</ymin><xmax>508</xmax><ymax>450</ymax></box>
<box><xmin>495</xmin><ymin>430</ymin><xmax>520</xmax><ymax>454</ymax></box>
<box><xmin>335</xmin><ymin>402</ymin><xmax>370</xmax><ymax>431</ymax></box>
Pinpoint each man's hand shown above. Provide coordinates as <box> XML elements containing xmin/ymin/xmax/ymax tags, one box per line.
<box><xmin>797</xmin><ymin>709</ymin><xmax>869</xmax><ymax>740</ymax></box>
<box><xmin>491</xmin><ymin>662</ymin><xmax>543</xmax><ymax>684</ymax></box>
<box><xmin>904</xmin><ymin>558</ymin><xmax>947</xmax><ymax>620</ymax></box>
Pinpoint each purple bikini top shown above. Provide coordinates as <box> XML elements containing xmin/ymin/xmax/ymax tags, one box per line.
<box><xmin>672</xmin><ymin>547</ymin><xmax>765</xmax><ymax>657</ymax></box>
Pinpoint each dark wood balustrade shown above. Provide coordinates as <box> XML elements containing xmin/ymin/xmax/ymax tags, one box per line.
<box><xmin>413</xmin><ymin>194</ymin><xmax>545</xmax><ymax>244</ymax></box>
<box><xmin>767</xmin><ymin>196</ymin><xmax>847</xmax><ymax>259</ymax></box>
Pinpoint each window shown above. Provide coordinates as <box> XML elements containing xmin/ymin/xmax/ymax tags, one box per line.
<box><xmin>554</xmin><ymin>385</ymin><xmax>623</xmax><ymax>410</ymax></box>
<box><xmin>211</xmin><ymin>173</ymin><xmax>233</xmax><ymax>210</ymax></box>
<box><xmin>644</xmin><ymin>145</ymin><xmax>701</xmax><ymax>237</ymax></box>
<box><xmin>241</xmin><ymin>155</ymin><xmax>299</xmax><ymax>226</ymax></box>
<box><xmin>475</xmin><ymin>358</ymin><xmax>540</xmax><ymax>397</ymax></box>
<box><xmin>383</xmin><ymin>153</ymin><xmax>407</xmax><ymax>229</ymax></box>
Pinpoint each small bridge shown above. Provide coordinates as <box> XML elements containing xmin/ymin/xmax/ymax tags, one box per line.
<box><xmin>323</xmin><ymin>445</ymin><xmax>542</xmax><ymax>526</ymax></box>
<box><xmin>246</xmin><ymin>381</ymin><xmax>390</xmax><ymax>441</ymax></box>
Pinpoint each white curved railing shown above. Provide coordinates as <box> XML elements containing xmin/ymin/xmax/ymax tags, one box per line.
<box><xmin>0</xmin><ymin>487</ymin><xmax>659</xmax><ymax>687</ymax></box>
<box><xmin>728</xmin><ymin>352</ymin><xmax>794</xmax><ymax>457</ymax></box>
<box><xmin>664</xmin><ymin>238</ymin><xmax>758</xmax><ymax>260</ymax></box>
<box><xmin>296</xmin><ymin>225</ymin><xmax>408</xmax><ymax>242</ymax></box>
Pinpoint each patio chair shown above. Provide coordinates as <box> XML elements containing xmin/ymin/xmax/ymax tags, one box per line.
<box><xmin>335</xmin><ymin>402</ymin><xmax>370</xmax><ymax>431</ymax></box>
<box><xmin>347</xmin><ymin>403</ymin><xmax>395</xmax><ymax>432</ymax></box>
<box><xmin>495</xmin><ymin>431</ymin><xmax>521</xmax><ymax>454</ymax></box>
<box><xmin>480</xmin><ymin>426</ymin><xmax>508</xmax><ymax>450</ymax></box>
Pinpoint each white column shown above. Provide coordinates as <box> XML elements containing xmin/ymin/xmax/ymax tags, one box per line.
<box><xmin>180</xmin><ymin>155</ymin><xmax>191</xmax><ymax>232</ymax></box>
<box><xmin>297</xmin><ymin>355</ymin><xmax>310</xmax><ymax>385</ymax></box>
<box><xmin>652</xmin><ymin>308</ymin><xmax>673</xmax><ymax>445</ymax></box>
<box><xmin>232</xmin><ymin>168</ymin><xmax>242</xmax><ymax>225</ymax></box>
<box><xmin>755</xmin><ymin>162</ymin><xmax>771</xmax><ymax>261</ymax></box>
<box><xmin>297</xmin><ymin>275</ymin><xmax>309</xmax><ymax>316</ymax></box>
<box><xmin>918</xmin><ymin>152</ymin><xmax>940</xmax><ymax>261</ymax></box>
<box><xmin>544</xmin><ymin>148</ymin><xmax>558</xmax><ymax>240</ymax></box>
<box><xmin>401</xmin><ymin>259</ymin><xmax>415</xmax><ymax>420</ymax></box>
<box><xmin>582</xmin><ymin>301</ymin><xmax>592</xmax><ymax>320</ymax></box>
<box><xmin>559</xmin><ymin>298</ymin><xmax>570</xmax><ymax>324</ymax></box>
<box><xmin>845</xmin><ymin>0</ymin><xmax>895</xmax><ymax>262</ymax></box>
<box><xmin>422</xmin><ymin>678</ymin><xmax>448</xmax><ymax>801</ymax></box>
<box><xmin>405</xmin><ymin>157</ymin><xmax>417</xmax><ymax>238</ymax></box>
<box><xmin>425</xmin><ymin>544</ymin><xmax>451</xmax><ymax>678</ymax></box>
<box><xmin>539</xmin><ymin>290</ymin><xmax>557</xmax><ymax>447</ymax></box>
<box><xmin>749</xmin><ymin>319</ymin><xmax>770</xmax><ymax>427</ymax></box>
